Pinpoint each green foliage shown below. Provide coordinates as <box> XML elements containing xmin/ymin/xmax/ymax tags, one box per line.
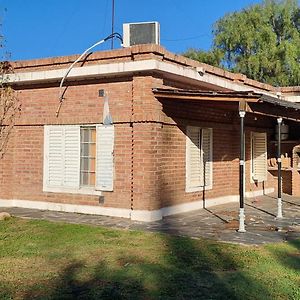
<box><xmin>183</xmin><ymin>48</ymin><xmax>223</xmax><ymax>67</ymax></box>
<box><xmin>184</xmin><ymin>0</ymin><xmax>300</xmax><ymax>86</ymax></box>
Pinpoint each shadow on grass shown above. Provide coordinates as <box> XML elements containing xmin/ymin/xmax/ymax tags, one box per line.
<box><xmin>23</xmin><ymin>260</ymin><xmax>146</xmax><ymax>300</ymax></box>
<box><xmin>153</xmin><ymin>227</ymin><xmax>274</xmax><ymax>300</ymax></box>
<box><xmin>22</xmin><ymin>230</ymin><xmax>275</xmax><ymax>300</ymax></box>
<box><xmin>0</xmin><ymin>284</ymin><xmax>14</xmax><ymax>300</ymax></box>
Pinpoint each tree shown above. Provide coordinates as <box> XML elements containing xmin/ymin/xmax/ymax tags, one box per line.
<box><xmin>184</xmin><ymin>0</ymin><xmax>300</xmax><ymax>86</ymax></box>
<box><xmin>0</xmin><ymin>46</ymin><xmax>20</xmax><ymax>158</ymax></box>
<box><xmin>183</xmin><ymin>49</ymin><xmax>223</xmax><ymax>68</ymax></box>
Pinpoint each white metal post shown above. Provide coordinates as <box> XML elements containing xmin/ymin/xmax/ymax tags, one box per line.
<box><xmin>238</xmin><ymin>110</ymin><xmax>246</xmax><ymax>232</ymax></box>
<box><xmin>277</xmin><ymin>117</ymin><xmax>283</xmax><ymax>219</ymax></box>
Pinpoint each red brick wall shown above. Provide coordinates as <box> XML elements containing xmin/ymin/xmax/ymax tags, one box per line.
<box><xmin>0</xmin><ymin>78</ymin><xmax>134</xmax><ymax>209</ymax></box>
<box><xmin>159</xmin><ymin>124</ymin><xmax>239</xmax><ymax>208</ymax></box>
<box><xmin>16</xmin><ymin>80</ymin><xmax>133</xmax><ymax>125</ymax></box>
<box><xmin>157</xmin><ymin>101</ymin><xmax>277</xmax><ymax>208</ymax></box>
<box><xmin>132</xmin><ymin>122</ymin><xmax>162</xmax><ymax>210</ymax></box>
<box><xmin>0</xmin><ymin>131</ymin><xmax>14</xmax><ymax>200</ymax></box>
<box><xmin>0</xmin><ymin>66</ymin><xmax>280</xmax><ymax>214</ymax></box>
<box><xmin>0</xmin><ymin>124</ymin><xmax>133</xmax><ymax>209</ymax></box>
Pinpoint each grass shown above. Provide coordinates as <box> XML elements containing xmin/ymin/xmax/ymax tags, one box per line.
<box><xmin>0</xmin><ymin>218</ymin><xmax>299</xmax><ymax>299</ymax></box>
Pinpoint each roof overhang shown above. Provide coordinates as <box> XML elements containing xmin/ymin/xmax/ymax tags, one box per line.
<box><xmin>4</xmin><ymin>59</ymin><xmax>277</xmax><ymax>98</ymax></box>
<box><xmin>153</xmin><ymin>88</ymin><xmax>300</xmax><ymax>122</ymax></box>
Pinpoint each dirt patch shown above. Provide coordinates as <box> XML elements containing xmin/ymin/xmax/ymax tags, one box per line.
<box><xmin>224</xmin><ymin>220</ymin><xmax>239</xmax><ymax>229</ymax></box>
<box><xmin>215</xmin><ymin>211</ymin><xmax>237</xmax><ymax>218</ymax></box>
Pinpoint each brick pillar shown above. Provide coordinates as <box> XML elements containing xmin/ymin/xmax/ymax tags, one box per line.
<box><xmin>132</xmin><ymin>122</ymin><xmax>162</xmax><ymax>211</ymax></box>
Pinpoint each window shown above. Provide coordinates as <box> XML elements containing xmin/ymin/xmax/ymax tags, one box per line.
<box><xmin>251</xmin><ymin>132</ymin><xmax>267</xmax><ymax>182</ymax></box>
<box><xmin>80</xmin><ymin>127</ymin><xmax>96</xmax><ymax>187</ymax></box>
<box><xmin>186</xmin><ymin>126</ymin><xmax>213</xmax><ymax>192</ymax></box>
<box><xmin>43</xmin><ymin>125</ymin><xmax>114</xmax><ymax>195</ymax></box>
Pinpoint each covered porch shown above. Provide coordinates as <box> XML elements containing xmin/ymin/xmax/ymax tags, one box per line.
<box><xmin>153</xmin><ymin>88</ymin><xmax>300</xmax><ymax>232</ymax></box>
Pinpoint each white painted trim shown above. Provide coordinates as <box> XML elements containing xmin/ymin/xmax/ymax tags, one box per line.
<box><xmin>7</xmin><ymin>59</ymin><xmax>277</xmax><ymax>97</ymax></box>
<box><xmin>132</xmin><ymin>188</ymin><xmax>274</xmax><ymax>221</ymax></box>
<box><xmin>245</xmin><ymin>187</ymin><xmax>274</xmax><ymax>198</ymax></box>
<box><xmin>0</xmin><ymin>188</ymin><xmax>274</xmax><ymax>222</ymax></box>
<box><xmin>43</xmin><ymin>187</ymin><xmax>102</xmax><ymax>196</ymax></box>
<box><xmin>129</xmin><ymin>196</ymin><xmax>240</xmax><ymax>222</ymax></box>
<box><xmin>0</xmin><ymin>199</ymin><xmax>130</xmax><ymax>218</ymax></box>
<box><xmin>238</xmin><ymin>208</ymin><xmax>246</xmax><ymax>233</ymax></box>
<box><xmin>130</xmin><ymin>209</ymin><xmax>163</xmax><ymax>222</ymax></box>
<box><xmin>163</xmin><ymin>195</ymin><xmax>239</xmax><ymax>216</ymax></box>
<box><xmin>283</xmin><ymin>95</ymin><xmax>300</xmax><ymax>102</ymax></box>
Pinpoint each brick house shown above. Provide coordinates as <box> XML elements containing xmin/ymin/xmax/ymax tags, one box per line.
<box><xmin>1</xmin><ymin>44</ymin><xmax>300</xmax><ymax>222</ymax></box>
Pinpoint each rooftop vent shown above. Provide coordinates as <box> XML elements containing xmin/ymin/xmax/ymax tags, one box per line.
<box><xmin>123</xmin><ymin>22</ymin><xmax>160</xmax><ymax>47</ymax></box>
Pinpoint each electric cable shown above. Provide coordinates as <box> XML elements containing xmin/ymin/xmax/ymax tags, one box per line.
<box><xmin>56</xmin><ymin>32</ymin><xmax>123</xmax><ymax>117</ymax></box>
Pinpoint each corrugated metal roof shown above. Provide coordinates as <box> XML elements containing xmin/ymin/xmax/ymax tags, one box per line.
<box><xmin>153</xmin><ymin>88</ymin><xmax>262</xmax><ymax>98</ymax></box>
<box><xmin>260</xmin><ymin>94</ymin><xmax>300</xmax><ymax>110</ymax></box>
<box><xmin>153</xmin><ymin>88</ymin><xmax>300</xmax><ymax>110</ymax></box>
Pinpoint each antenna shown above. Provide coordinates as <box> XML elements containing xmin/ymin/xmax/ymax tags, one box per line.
<box><xmin>111</xmin><ymin>0</ymin><xmax>115</xmax><ymax>49</ymax></box>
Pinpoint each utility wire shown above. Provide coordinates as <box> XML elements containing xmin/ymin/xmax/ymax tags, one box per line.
<box><xmin>56</xmin><ymin>32</ymin><xmax>123</xmax><ymax>117</ymax></box>
<box><xmin>162</xmin><ymin>33</ymin><xmax>210</xmax><ymax>42</ymax></box>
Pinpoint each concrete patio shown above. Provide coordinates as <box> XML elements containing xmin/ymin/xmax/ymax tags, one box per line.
<box><xmin>1</xmin><ymin>193</ymin><xmax>300</xmax><ymax>245</ymax></box>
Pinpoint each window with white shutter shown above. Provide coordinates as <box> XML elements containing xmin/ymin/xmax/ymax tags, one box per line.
<box><xmin>251</xmin><ymin>132</ymin><xmax>267</xmax><ymax>182</ymax></box>
<box><xmin>45</xmin><ymin>126</ymin><xmax>64</xmax><ymax>187</ymax></box>
<box><xmin>64</xmin><ymin>126</ymin><xmax>80</xmax><ymax>188</ymax></box>
<box><xmin>186</xmin><ymin>126</ymin><xmax>213</xmax><ymax>192</ymax></box>
<box><xmin>43</xmin><ymin>124</ymin><xmax>114</xmax><ymax>195</ymax></box>
<box><xmin>44</xmin><ymin>125</ymin><xmax>80</xmax><ymax>189</ymax></box>
<box><xmin>96</xmin><ymin>125</ymin><xmax>114</xmax><ymax>191</ymax></box>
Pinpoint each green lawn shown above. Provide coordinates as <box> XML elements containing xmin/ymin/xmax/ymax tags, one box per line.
<box><xmin>0</xmin><ymin>218</ymin><xmax>299</xmax><ymax>300</ymax></box>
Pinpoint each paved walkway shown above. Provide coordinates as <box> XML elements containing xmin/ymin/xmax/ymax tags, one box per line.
<box><xmin>1</xmin><ymin>193</ymin><xmax>300</xmax><ymax>245</ymax></box>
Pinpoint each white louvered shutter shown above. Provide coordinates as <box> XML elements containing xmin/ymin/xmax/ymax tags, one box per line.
<box><xmin>187</xmin><ymin>127</ymin><xmax>203</xmax><ymax>189</ymax></box>
<box><xmin>186</xmin><ymin>126</ymin><xmax>213</xmax><ymax>191</ymax></box>
<box><xmin>45</xmin><ymin>125</ymin><xmax>80</xmax><ymax>189</ymax></box>
<box><xmin>202</xmin><ymin>128</ymin><xmax>213</xmax><ymax>187</ymax></box>
<box><xmin>96</xmin><ymin>125</ymin><xmax>114</xmax><ymax>191</ymax></box>
<box><xmin>63</xmin><ymin>126</ymin><xmax>80</xmax><ymax>188</ymax></box>
<box><xmin>45</xmin><ymin>126</ymin><xmax>64</xmax><ymax>187</ymax></box>
<box><xmin>252</xmin><ymin>132</ymin><xmax>267</xmax><ymax>182</ymax></box>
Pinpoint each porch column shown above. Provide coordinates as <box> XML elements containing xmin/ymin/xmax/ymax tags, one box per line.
<box><xmin>238</xmin><ymin>110</ymin><xmax>246</xmax><ymax>232</ymax></box>
<box><xmin>277</xmin><ymin>117</ymin><xmax>283</xmax><ymax>218</ymax></box>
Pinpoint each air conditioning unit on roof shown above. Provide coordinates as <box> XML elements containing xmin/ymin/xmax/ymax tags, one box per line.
<box><xmin>123</xmin><ymin>22</ymin><xmax>160</xmax><ymax>47</ymax></box>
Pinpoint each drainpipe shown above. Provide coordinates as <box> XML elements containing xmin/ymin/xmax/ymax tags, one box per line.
<box><xmin>238</xmin><ymin>109</ymin><xmax>246</xmax><ymax>232</ymax></box>
<box><xmin>277</xmin><ymin>117</ymin><xmax>283</xmax><ymax>218</ymax></box>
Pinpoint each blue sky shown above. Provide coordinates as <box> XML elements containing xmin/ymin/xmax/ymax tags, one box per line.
<box><xmin>0</xmin><ymin>0</ymin><xmax>261</xmax><ymax>61</ymax></box>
